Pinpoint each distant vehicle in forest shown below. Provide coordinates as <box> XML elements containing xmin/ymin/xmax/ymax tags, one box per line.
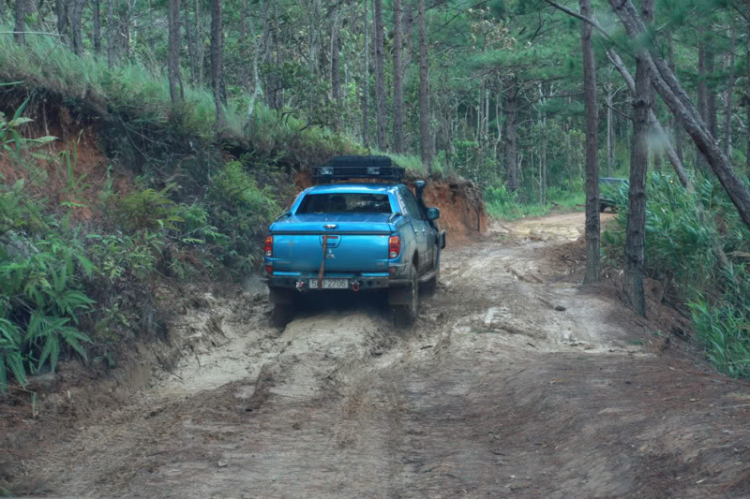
<box><xmin>599</xmin><ymin>177</ymin><xmax>628</xmax><ymax>212</ymax></box>
<box><xmin>262</xmin><ymin>156</ymin><xmax>446</xmax><ymax>326</ymax></box>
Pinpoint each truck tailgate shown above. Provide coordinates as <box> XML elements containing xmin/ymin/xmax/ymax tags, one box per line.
<box><xmin>270</xmin><ymin>213</ymin><xmax>393</xmax><ymax>273</ymax></box>
<box><xmin>272</xmin><ymin>233</ymin><xmax>390</xmax><ymax>273</ymax></box>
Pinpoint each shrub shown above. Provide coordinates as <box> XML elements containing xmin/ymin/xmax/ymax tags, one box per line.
<box><xmin>602</xmin><ymin>172</ymin><xmax>750</xmax><ymax>379</ymax></box>
<box><xmin>690</xmin><ymin>270</ymin><xmax>750</xmax><ymax>379</ymax></box>
<box><xmin>602</xmin><ymin>174</ymin><xmax>722</xmax><ymax>299</ymax></box>
<box><xmin>0</xmin><ymin>195</ymin><xmax>95</xmax><ymax>392</ymax></box>
<box><xmin>206</xmin><ymin>161</ymin><xmax>280</xmax><ymax>273</ymax></box>
<box><xmin>117</xmin><ymin>185</ymin><xmax>182</xmax><ymax>232</ymax></box>
<box><xmin>174</xmin><ymin>203</ymin><xmax>226</xmax><ymax>246</ymax></box>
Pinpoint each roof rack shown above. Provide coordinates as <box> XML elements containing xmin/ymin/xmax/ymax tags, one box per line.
<box><xmin>313</xmin><ymin>156</ymin><xmax>405</xmax><ymax>183</ymax></box>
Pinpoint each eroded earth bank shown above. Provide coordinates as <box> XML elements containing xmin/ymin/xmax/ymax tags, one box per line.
<box><xmin>5</xmin><ymin>213</ymin><xmax>750</xmax><ymax>498</ymax></box>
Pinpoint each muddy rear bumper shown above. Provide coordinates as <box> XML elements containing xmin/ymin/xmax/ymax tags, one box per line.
<box><xmin>263</xmin><ymin>274</ymin><xmax>411</xmax><ymax>292</ymax></box>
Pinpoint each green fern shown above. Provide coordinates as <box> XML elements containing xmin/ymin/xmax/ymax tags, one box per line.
<box><xmin>0</xmin><ymin>318</ymin><xmax>26</xmax><ymax>394</ymax></box>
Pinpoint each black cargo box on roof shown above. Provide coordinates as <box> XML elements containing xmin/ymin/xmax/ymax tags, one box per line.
<box><xmin>313</xmin><ymin>155</ymin><xmax>405</xmax><ymax>183</ymax></box>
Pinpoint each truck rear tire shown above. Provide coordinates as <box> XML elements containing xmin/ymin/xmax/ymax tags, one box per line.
<box><xmin>421</xmin><ymin>265</ymin><xmax>439</xmax><ymax>297</ymax></box>
<box><xmin>269</xmin><ymin>287</ymin><xmax>297</xmax><ymax>328</ymax></box>
<box><xmin>391</xmin><ymin>263</ymin><xmax>419</xmax><ymax>327</ymax></box>
<box><xmin>270</xmin><ymin>303</ymin><xmax>296</xmax><ymax>328</ymax></box>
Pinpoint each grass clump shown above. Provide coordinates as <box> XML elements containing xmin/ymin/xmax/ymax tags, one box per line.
<box><xmin>0</xmin><ymin>31</ymin><xmax>368</xmax><ymax>169</ymax></box>
<box><xmin>484</xmin><ymin>184</ymin><xmax>584</xmax><ymax>220</ymax></box>
<box><xmin>0</xmin><ymin>30</ymin><xmax>243</xmax><ymax>139</ymax></box>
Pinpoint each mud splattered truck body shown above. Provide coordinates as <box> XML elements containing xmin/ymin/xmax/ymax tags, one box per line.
<box><xmin>263</xmin><ymin>156</ymin><xmax>445</xmax><ymax>325</ymax></box>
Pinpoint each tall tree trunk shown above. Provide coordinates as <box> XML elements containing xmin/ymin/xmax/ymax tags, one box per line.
<box><xmin>240</xmin><ymin>0</ymin><xmax>248</xmax><ymax>89</ymax></box>
<box><xmin>724</xmin><ymin>23</ymin><xmax>736</xmax><ymax>157</ymax></box>
<box><xmin>623</xmin><ymin>0</ymin><xmax>652</xmax><ymax>317</ymax></box>
<box><xmin>565</xmin><ymin>119</ymin><xmax>573</xmax><ymax>192</ymax></box>
<box><xmin>245</xmin><ymin>0</ymin><xmax>271</xmax><ymax>128</ymax></box>
<box><xmin>580</xmin><ymin>0</ymin><xmax>600</xmax><ymax>283</ymax></box>
<box><xmin>606</xmin><ymin>84</ymin><xmax>614</xmax><ymax>176</ymax></box>
<box><xmin>56</xmin><ymin>0</ymin><xmax>68</xmax><ymax>42</ymax></box>
<box><xmin>668</xmin><ymin>31</ymin><xmax>683</xmax><ymax>164</ymax></box>
<box><xmin>331</xmin><ymin>6</ymin><xmax>342</xmax><ymax>131</ymax></box>
<box><xmin>374</xmin><ymin>0</ymin><xmax>387</xmax><ymax>150</ymax></box>
<box><xmin>70</xmin><ymin>0</ymin><xmax>86</xmax><ymax>56</ymax></box>
<box><xmin>707</xmin><ymin>43</ymin><xmax>718</xmax><ymax>139</ymax></box>
<box><xmin>403</xmin><ymin>2</ymin><xmax>414</xmax><ymax>75</ymax></box>
<box><xmin>418</xmin><ymin>0</ymin><xmax>431</xmax><ymax>169</ymax></box>
<box><xmin>184</xmin><ymin>0</ymin><xmax>196</xmax><ymax>85</ymax></box>
<box><xmin>504</xmin><ymin>86</ymin><xmax>518</xmax><ymax>192</ymax></box>
<box><xmin>609</xmin><ymin>0</ymin><xmax>750</xmax><ymax>232</ymax></box>
<box><xmin>747</xmin><ymin>8</ymin><xmax>750</xmax><ymax>173</ymax></box>
<box><xmin>362</xmin><ymin>0</ymin><xmax>370</xmax><ymax>147</ymax></box>
<box><xmin>14</xmin><ymin>0</ymin><xmax>25</xmax><ymax>44</ymax></box>
<box><xmin>93</xmin><ymin>0</ymin><xmax>101</xmax><ymax>54</ymax></box>
<box><xmin>196</xmin><ymin>0</ymin><xmax>204</xmax><ymax>87</ymax></box>
<box><xmin>392</xmin><ymin>0</ymin><xmax>404</xmax><ymax>153</ymax></box>
<box><xmin>107</xmin><ymin>0</ymin><xmax>114</xmax><ymax>67</ymax></box>
<box><xmin>608</xmin><ymin>49</ymin><xmax>690</xmax><ymax>189</ymax></box>
<box><xmin>651</xmin><ymin>97</ymin><xmax>661</xmax><ymax>170</ymax></box>
<box><xmin>308</xmin><ymin>0</ymin><xmax>320</xmax><ymax>77</ymax></box>
<box><xmin>168</xmin><ymin>0</ymin><xmax>181</xmax><ymax>107</ymax></box>
<box><xmin>493</xmin><ymin>92</ymin><xmax>502</xmax><ymax>162</ymax></box>
<box><xmin>210</xmin><ymin>0</ymin><xmax>225</xmax><ymax>129</ymax></box>
<box><xmin>272</xmin><ymin>0</ymin><xmax>282</xmax><ymax>109</ymax></box>
<box><xmin>123</xmin><ymin>6</ymin><xmax>131</xmax><ymax>60</ymax></box>
<box><xmin>697</xmin><ymin>29</ymin><xmax>708</xmax><ymax>169</ymax></box>
<box><xmin>650</xmin><ymin>33</ymin><xmax>661</xmax><ymax>171</ymax></box>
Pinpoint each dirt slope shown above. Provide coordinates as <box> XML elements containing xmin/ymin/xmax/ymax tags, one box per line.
<box><xmin>6</xmin><ymin>212</ymin><xmax>750</xmax><ymax>498</ymax></box>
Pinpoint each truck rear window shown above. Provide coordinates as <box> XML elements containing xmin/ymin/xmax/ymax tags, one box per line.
<box><xmin>297</xmin><ymin>193</ymin><xmax>392</xmax><ymax>214</ymax></box>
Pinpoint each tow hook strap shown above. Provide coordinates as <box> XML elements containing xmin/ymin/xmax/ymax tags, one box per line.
<box><xmin>317</xmin><ymin>235</ymin><xmax>328</xmax><ymax>290</ymax></box>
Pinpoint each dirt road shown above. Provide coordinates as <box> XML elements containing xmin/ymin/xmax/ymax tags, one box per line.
<box><xmin>13</xmin><ymin>212</ymin><xmax>750</xmax><ymax>498</ymax></box>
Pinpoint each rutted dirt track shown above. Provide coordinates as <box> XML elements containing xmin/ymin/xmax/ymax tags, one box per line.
<box><xmin>11</xmin><ymin>213</ymin><xmax>750</xmax><ymax>498</ymax></box>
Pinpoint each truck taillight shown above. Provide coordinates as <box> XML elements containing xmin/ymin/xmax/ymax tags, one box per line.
<box><xmin>389</xmin><ymin>235</ymin><xmax>401</xmax><ymax>259</ymax></box>
<box><xmin>264</xmin><ymin>235</ymin><xmax>273</xmax><ymax>257</ymax></box>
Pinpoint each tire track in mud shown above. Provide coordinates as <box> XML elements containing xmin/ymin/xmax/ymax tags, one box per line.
<box><xmin>17</xmin><ymin>212</ymin><xmax>750</xmax><ymax>498</ymax></box>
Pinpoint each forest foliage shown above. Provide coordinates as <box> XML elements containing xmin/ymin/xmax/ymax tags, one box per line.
<box><xmin>1</xmin><ymin>0</ymin><xmax>750</xmax><ymax>389</ymax></box>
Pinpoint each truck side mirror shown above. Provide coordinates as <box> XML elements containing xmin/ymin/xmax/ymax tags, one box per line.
<box><xmin>426</xmin><ymin>207</ymin><xmax>440</xmax><ymax>220</ymax></box>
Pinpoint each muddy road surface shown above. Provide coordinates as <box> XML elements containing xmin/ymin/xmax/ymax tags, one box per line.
<box><xmin>14</xmin><ymin>213</ymin><xmax>750</xmax><ymax>498</ymax></box>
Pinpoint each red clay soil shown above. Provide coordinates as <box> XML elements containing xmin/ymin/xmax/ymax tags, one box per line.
<box><xmin>0</xmin><ymin>120</ymin><xmax>133</xmax><ymax>221</ymax></box>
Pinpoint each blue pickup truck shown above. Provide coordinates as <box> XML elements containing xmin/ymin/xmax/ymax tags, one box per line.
<box><xmin>263</xmin><ymin>156</ymin><xmax>446</xmax><ymax>326</ymax></box>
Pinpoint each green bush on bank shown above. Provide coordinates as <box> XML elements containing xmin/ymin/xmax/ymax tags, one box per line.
<box><xmin>603</xmin><ymin>173</ymin><xmax>750</xmax><ymax>378</ymax></box>
<box><xmin>0</xmin><ymin>182</ymin><xmax>94</xmax><ymax>393</ymax></box>
<box><xmin>206</xmin><ymin>161</ymin><xmax>280</xmax><ymax>273</ymax></box>
<box><xmin>0</xmin><ymin>105</ymin><xmax>281</xmax><ymax>393</ymax></box>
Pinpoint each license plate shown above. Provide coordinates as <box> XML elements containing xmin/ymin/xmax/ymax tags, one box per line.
<box><xmin>309</xmin><ymin>278</ymin><xmax>349</xmax><ymax>289</ymax></box>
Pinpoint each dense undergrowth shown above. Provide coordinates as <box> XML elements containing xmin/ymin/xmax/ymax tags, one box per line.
<box><xmin>602</xmin><ymin>173</ymin><xmax>750</xmax><ymax>378</ymax></box>
<box><xmin>0</xmin><ymin>105</ymin><xmax>286</xmax><ymax>392</ymax></box>
<box><xmin>0</xmin><ymin>31</ymin><xmax>456</xmax><ymax>393</ymax></box>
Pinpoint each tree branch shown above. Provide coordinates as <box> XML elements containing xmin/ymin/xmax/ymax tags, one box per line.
<box><xmin>603</xmin><ymin>101</ymin><xmax>632</xmax><ymax>121</ymax></box>
<box><xmin>541</xmin><ymin>0</ymin><xmax>614</xmax><ymax>43</ymax></box>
